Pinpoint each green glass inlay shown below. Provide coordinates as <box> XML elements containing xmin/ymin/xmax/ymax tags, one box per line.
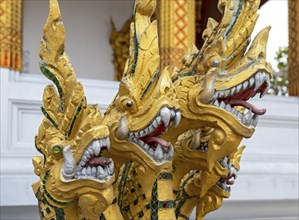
<box><xmin>52</xmin><ymin>146</ymin><xmax>61</xmax><ymax>154</ymax></box>
<box><xmin>224</xmin><ymin>1</ymin><xmax>243</xmax><ymax>37</ymax></box>
<box><xmin>172</xmin><ymin>71</ymin><xmax>195</xmax><ymax>82</ymax></box>
<box><xmin>141</xmin><ymin>70</ymin><xmax>159</xmax><ymax>99</ymax></box>
<box><xmin>40</xmin><ymin>65</ymin><xmax>64</xmax><ymax>111</ymax></box>
<box><xmin>158</xmin><ymin>200</ymin><xmax>174</xmax><ymax>209</ymax></box>
<box><xmin>158</xmin><ymin>172</ymin><xmax>172</xmax><ymax>180</ymax></box>
<box><xmin>138</xmin><ymin>211</ymin><xmax>144</xmax><ymax>218</ymax></box>
<box><xmin>41</xmin><ymin>107</ymin><xmax>58</xmax><ymax>128</ymax></box>
<box><xmin>43</xmin><ymin>170</ymin><xmax>73</xmax><ymax>206</ymax></box>
<box><xmin>46</xmin><ymin>207</ymin><xmax>51</xmax><ymax>214</ymax></box>
<box><xmin>150</xmin><ymin>180</ymin><xmax>158</xmax><ymax>220</ymax></box>
<box><xmin>131</xmin><ymin>6</ymin><xmax>139</xmax><ymax>76</ymax></box>
<box><xmin>67</xmin><ymin>98</ymin><xmax>84</xmax><ymax>138</ymax></box>
<box><xmin>118</xmin><ymin>161</ymin><xmax>131</xmax><ymax>207</ymax></box>
<box><xmin>55</xmin><ymin>207</ymin><xmax>65</xmax><ymax>220</ymax></box>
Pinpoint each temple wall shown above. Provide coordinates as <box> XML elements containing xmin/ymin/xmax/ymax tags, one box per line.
<box><xmin>1</xmin><ymin>69</ymin><xmax>298</xmax><ymax>219</ymax></box>
<box><xmin>22</xmin><ymin>0</ymin><xmax>134</xmax><ymax>80</ymax></box>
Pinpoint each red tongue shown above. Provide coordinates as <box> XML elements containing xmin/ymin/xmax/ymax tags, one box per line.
<box><xmin>229</xmin><ymin>100</ymin><xmax>266</xmax><ymax>115</ymax></box>
<box><xmin>86</xmin><ymin>157</ymin><xmax>110</xmax><ymax>167</ymax></box>
<box><xmin>143</xmin><ymin>137</ymin><xmax>171</xmax><ymax>148</ymax></box>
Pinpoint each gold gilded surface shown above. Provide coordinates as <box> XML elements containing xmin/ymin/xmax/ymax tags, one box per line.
<box><xmin>33</xmin><ymin>0</ymin><xmax>271</xmax><ymax>219</ymax></box>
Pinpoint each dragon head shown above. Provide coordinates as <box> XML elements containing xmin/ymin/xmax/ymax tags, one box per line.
<box><xmin>104</xmin><ymin>0</ymin><xmax>180</xmax><ymax>173</ymax></box>
<box><xmin>171</xmin><ymin>0</ymin><xmax>272</xmax><ymax>170</ymax></box>
<box><xmin>32</xmin><ymin>0</ymin><xmax>115</xmax><ymax>218</ymax></box>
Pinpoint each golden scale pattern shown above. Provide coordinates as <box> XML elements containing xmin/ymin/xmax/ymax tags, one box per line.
<box><xmin>32</xmin><ymin>0</ymin><xmax>272</xmax><ymax>219</ymax></box>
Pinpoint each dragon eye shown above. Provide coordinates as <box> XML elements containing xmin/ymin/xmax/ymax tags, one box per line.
<box><xmin>52</xmin><ymin>145</ymin><xmax>62</xmax><ymax>154</ymax></box>
<box><xmin>126</xmin><ymin>100</ymin><xmax>133</xmax><ymax>108</ymax></box>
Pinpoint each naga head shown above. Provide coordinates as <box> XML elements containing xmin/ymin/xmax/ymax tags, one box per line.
<box><xmin>32</xmin><ymin>0</ymin><xmax>114</xmax><ymax>218</ymax></box>
<box><xmin>104</xmin><ymin>0</ymin><xmax>180</xmax><ymax>172</ymax></box>
<box><xmin>172</xmin><ymin>0</ymin><xmax>272</xmax><ymax>170</ymax></box>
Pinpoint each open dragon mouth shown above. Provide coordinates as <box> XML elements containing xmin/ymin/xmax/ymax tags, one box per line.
<box><xmin>75</xmin><ymin>138</ymin><xmax>114</xmax><ymax>181</ymax></box>
<box><xmin>216</xmin><ymin>156</ymin><xmax>239</xmax><ymax>193</ymax></box>
<box><xmin>212</xmin><ymin>72</ymin><xmax>270</xmax><ymax>127</ymax></box>
<box><xmin>128</xmin><ymin>106</ymin><xmax>181</xmax><ymax>163</ymax></box>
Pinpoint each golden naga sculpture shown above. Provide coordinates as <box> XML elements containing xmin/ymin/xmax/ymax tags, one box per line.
<box><xmin>32</xmin><ymin>0</ymin><xmax>272</xmax><ymax>219</ymax></box>
<box><xmin>32</xmin><ymin>0</ymin><xmax>115</xmax><ymax>219</ymax></box>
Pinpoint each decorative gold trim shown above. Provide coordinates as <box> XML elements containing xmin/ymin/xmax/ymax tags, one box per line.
<box><xmin>0</xmin><ymin>0</ymin><xmax>22</xmax><ymax>71</ymax></box>
<box><xmin>157</xmin><ymin>0</ymin><xmax>195</xmax><ymax>70</ymax></box>
<box><xmin>288</xmin><ymin>0</ymin><xmax>299</xmax><ymax>96</ymax></box>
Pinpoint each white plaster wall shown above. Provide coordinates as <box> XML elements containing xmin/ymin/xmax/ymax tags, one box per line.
<box><xmin>23</xmin><ymin>0</ymin><xmax>134</xmax><ymax>80</ymax></box>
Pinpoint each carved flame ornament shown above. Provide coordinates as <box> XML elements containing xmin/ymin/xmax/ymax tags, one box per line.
<box><xmin>33</xmin><ymin>0</ymin><xmax>272</xmax><ymax>219</ymax></box>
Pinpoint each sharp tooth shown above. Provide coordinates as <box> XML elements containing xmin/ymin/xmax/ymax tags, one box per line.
<box><xmin>143</xmin><ymin>143</ymin><xmax>149</xmax><ymax>151</ymax></box>
<box><xmin>84</xmin><ymin>150</ymin><xmax>91</xmax><ymax>158</ymax></box>
<box><xmin>254</xmin><ymin>73</ymin><xmax>264</xmax><ymax>91</ymax></box>
<box><xmin>140</xmin><ymin>130</ymin><xmax>145</xmax><ymax>137</ymax></box>
<box><xmin>81</xmin><ymin>167</ymin><xmax>87</xmax><ymax>175</ymax></box>
<box><xmin>108</xmin><ymin>162</ymin><xmax>114</xmax><ymax>175</ymax></box>
<box><xmin>230</xmin><ymin>166</ymin><xmax>238</xmax><ymax>179</ymax></box>
<box><xmin>106</xmin><ymin>138</ymin><xmax>110</xmax><ymax>151</ymax></box>
<box><xmin>91</xmin><ymin>167</ymin><xmax>97</xmax><ymax>176</ymax></box>
<box><xmin>97</xmin><ymin>166</ymin><xmax>105</xmax><ymax>179</ymax></box>
<box><xmin>153</xmin><ymin>120</ymin><xmax>158</xmax><ymax>128</ymax></box>
<box><xmin>249</xmin><ymin>77</ymin><xmax>255</xmax><ymax>87</ymax></box>
<box><xmin>149</xmin><ymin>125</ymin><xmax>155</xmax><ymax>133</ymax></box>
<box><xmin>148</xmin><ymin>148</ymin><xmax>154</xmax><ymax>156</ymax></box>
<box><xmin>92</xmin><ymin>140</ymin><xmax>101</xmax><ymax>156</ymax></box>
<box><xmin>133</xmin><ymin>132</ymin><xmax>139</xmax><ymax>138</ymax></box>
<box><xmin>79</xmin><ymin>160</ymin><xmax>85</xmax><ymax>167</ymax></box>
<box><xmin>218</xmin><ymin>91</ymin><xmax>225</xmax><ymax>98</ymax></box>
<box><xmin>166</xmin><ymin>146</ymin><xmax>174</xmax><ymax>159</ymax></box>
<box><xmin>251</xmin><ymin>115</ymin><xmax>259</xmax><ymax>127</ymax></box>
<box><xmin>236</xmin><ymin>84</ymin><xmax>242</xmax><ymax>93</ymax></box>
<box><xmin>171</xmin><ymin>109</ymin><xmax>175</xmax><ymax>117</ymax></box>
<box><xmin>104</xmin><ymin>167</ymin><xmax>109</xmax><ymax>177</ymax></box>
<box><xmin>145</xmin><ymin>127</ymin><xmax>150</xmax><ymax>135</ymax></box>
<box><xmin>243</xmin><ymin>81</ymin><xmax>249</xmax><ymax>89</ymax></box>
<box><xmin>220</xmin><ymin>101</ymin><xmax>225</xmax><ymax>109</ymax></box>
<box><xmin>174</xmin><ymin>111</ymin><xmax>181</xmax><ymax>128</ymax></box>
<box><xmin>225</xmin><ymin>104</ymin><xmax>232</xmax><ymax>111</ymax></box>
<box><xmin>137</xmin><ymin>140</ymin><xmax>143</xmax><ymax>146</ymax></box>
<box><xmin>87</xmin><ymin>147</ymin><xmax>94</xmax><ymax>156</ymax></box>
<box><xmin>231</xmin><ymin>108</ymin><xmax>238</xmax><ymax>116</ymax></box>
<box><xmin>230</xmin><ymin>87</ymin><xmax>236</xmax><ymax>95</ymax></box>
<box><xmin>236</xmin><ymin>111</ymin><xmax>242</xmax><ymax>119</ymax></box>
<box><xmin>224</xmin><ymin>90</ymin><xmax>230</xmax><ymax>97</ymax></box>
<box><xmin>154</xmin><ymin>145</ymin><xmax>164</xmax><ymax>162</ymax></box>
<box><xmin>160</xmin><ymin>107</ymin><xmax>171</xmax><ymax>127</ymax></box>
<box><xmin>129</xmin><ymin>133</ymin><xmax>134</xmax><ymax>140</ymax></box>
<box><xmin>213</xmin><ymin>92</ymin><xmax>218</xmax><ymax>99</ymax></box>
<box><xmin>82</xmin><ymin>155</ymin><xmax>88</xmax><ymax>162</ymax></box>
<box><xmin>77</xmin><ymin>164</ymin><xmax>82</xmax><ymax>171</ymax></box>
<box><xmin>156</xmin><ymin>116</ymin><xmax>162</xmax><ymax>124</ymax></box>
<box><xmin>86</xmin><ymin>166</ymin><xmax>91</xmax><ymax>176</ymax></box>
<box><xmin>214</xmin><ymin>100</ymin><xmax>219</xmax><ymax>107</ymax></box>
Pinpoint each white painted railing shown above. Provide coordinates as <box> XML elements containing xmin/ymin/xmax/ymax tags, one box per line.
<box><xmin>1</xmin><ymin>69</ymin><xmax>298</xmax><ymax>218</ymax></box>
